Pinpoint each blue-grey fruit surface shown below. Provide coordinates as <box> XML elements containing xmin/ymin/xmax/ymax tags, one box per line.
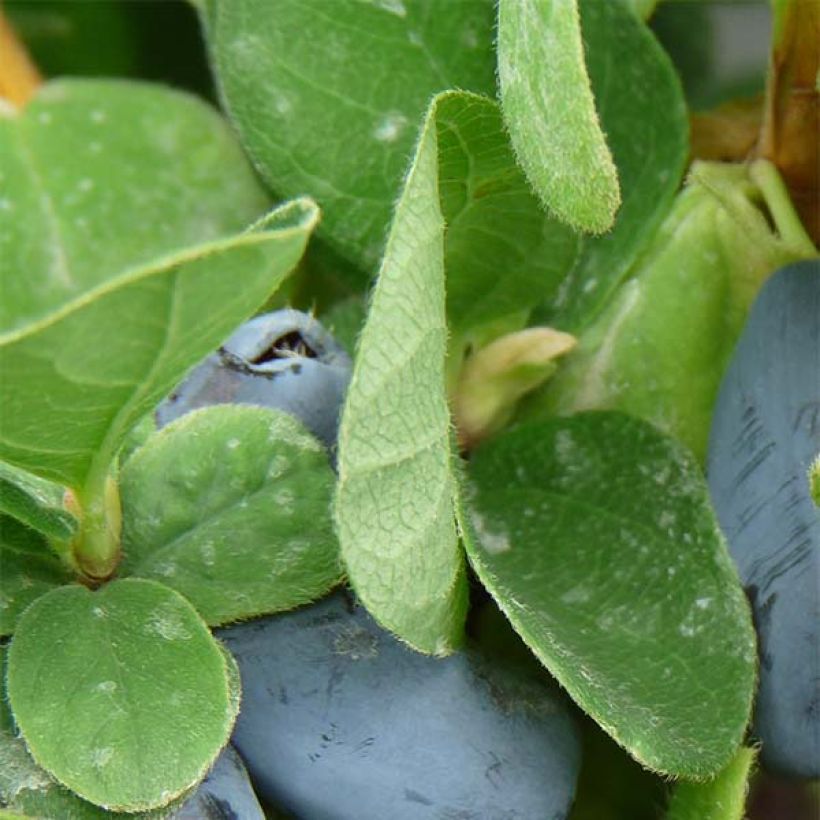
<box><xmin>708</xmin><ymin>260</ymin><xmax>820</xmax><ymax>778</ymax></box>
<box><xmin>217</xmin><ymin>591</ymin><xmax>581</xmax><ymax>820</ymax></box>
<box><xmin>175</xmin><ymin>744</ymin><xmax>265</xmax><ymax>820</ymax></box>
<box><xmin>157</xmin><ymin>310</ymin><xmax>351</xmax><ymax>448</ymax></box>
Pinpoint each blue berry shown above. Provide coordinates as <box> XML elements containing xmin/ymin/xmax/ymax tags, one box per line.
<box><xmin>157</xmin><ymin>309</ymin><xmax>351</xmax><ymax>448</ymax></box>
<box><xmin>217</xmin><ymin>591</ymin><xmax>581</xmax><ymax>820</ymax></box>
<box><xmin>708</xmin><ymin>261</ymin><xmax>820</xmax><ymax>778</ymax></box>
<box><xmin>175</xmin><ymin>744</ymin><xmax>264</xmax><ymax>819</ymax></box>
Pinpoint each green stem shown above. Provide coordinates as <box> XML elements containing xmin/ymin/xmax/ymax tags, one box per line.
<box><xmin>75</xmin><ymin>472</ymin><xmax>121</xmax><ymax>581</ymax></box>
<box><xmin>749</xmin><ymin>159</ymin><xmax>817</xmax><ymax>254</ymax></box>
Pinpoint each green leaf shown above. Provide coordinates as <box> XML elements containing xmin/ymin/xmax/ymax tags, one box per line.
<box><xmin>6</xmin><ymin>579</ymin><xmax>236</xmax><ymax>812</ymax></box>
<box><xmin>320</xmin><ymin>297</ymin><xmax>367</xmax><ymax>359</ymax></box>
<box><xmin>117</xmin><ymin>414</ymin><xmax>157</xmax><ymax>470</ymax></box>
<box><xmin>625</xmin><ymin>0</ymin><xmax>660</xmax><ymax>19</ymax></box>
<box><xmin>436</xmin><ymin>92</ymin><xmax>579</xmax><ymax>335</ymax></box>
<box><xmin>666</xmin><ymin>747</ymin><xmax>757</xmax><ymax>820</ymax></box>
<box><xmin>120</xmin><ymin>405</ymin><xmax>341</xmax><ymax>626</ymax></box>
<box><xmin>320</xmin><ymin>90</ymin><xmax>578</xmax><ymax>342</ymax></box>
<box><xmin>0</xmin><ymin>517</ymin><xmax>72</xmax><ymax>637</ymax></box>
<box><xmin>0</xmin><ymin>79</ymin><xmax>269</xmax><ymax>335</ymax></box>
<box><xmin>0</xmin><ymin>198</ymin><xmax>319</xmax><ymax>492</ymax></box>
<box><xmin>458</xmin><ymin>412</ymin><xmax>756</xmax><ymax>777</ymax></box>
<box><xmin>539</xmin><ymin>0</ymin><xmax>689</xmax><ymax>332</ymax></box>
<box><xmin>0</xmin><ymin>462</ymin><xmax>76</xmax><ymax>542</ymax></box>
<box><xmin>202</xmin><ymin>0</ymin><xmax>496</xmax><ymax>280</ymax></box>
<box><xmin>0</xmin><ymin>649</ymin><xmax>189</xmax><ymax>819</ymax></box>
<box><xmin>497</xmin><ymin>0</ymin><xmax>620</xmax><ymax>234</ymax></box>
<box><xmin>568</xmin><ymin>716</ymin><xmax>667</xmax><ymax>820</ymax></box>
<box><xmin>528</xmin><ymin>162</ymin><xmax>814</xmax><ymax>462</ymax></box>
<box><xmin>335</xmin><ymin>94</ymin><xmax>468</xmax><ymax>656</ymax></box>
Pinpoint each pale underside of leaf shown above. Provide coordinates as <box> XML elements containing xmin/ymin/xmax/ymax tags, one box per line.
<box><xmin>533</xmin><ymin>0</ymin><xmax>689</xmax><ymax>334</ymax></box>
<box><xmin>335</xmin><ymin>93</ymin><xmax>468</xmax><ymax>656</ymax></box>
<box><xmin>497</xmin><ymin>0</ymin><xmax>621</xmax><ymax>234</ymax></box>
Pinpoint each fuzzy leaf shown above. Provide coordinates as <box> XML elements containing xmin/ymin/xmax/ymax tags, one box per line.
<box><xmin>0</xmin><ymin>462</ymin><xmax>75</xmax><ymax>542</ymax></box>
<box><xmin>459</xmin><ymin>412</ymin><xmax>757</xmax><ymax>777</ymax></box>
<box><xmin>6</xmin><ymin>579</ymin><xmax>236</xmax><ymax>812</ymax></box>
<box><xmin>121</xmin><ymin>406</ymin><xmax>340</xmax><ymax>625</ymax></box>
<box><xmin>538</xmin><ymin>0</ymin><xmax>689</xmax><ymax>332</ymax></box>
<box><xmin>666</xmin><ymin>746</ymin><xmax>757</xmax><ymax>820</ymax></box>
<box><xmin>0</xmin><ymin>517</ymin><xmax>71</xmax><ymax>637</ymax></box>
<box><xmin>497</xmin><ymin>0</ymin><xmax>620</xmax><ymax>234</ymax></box>
<box><xmin>436</xmin><ymin>92</ymin><xmax>578</xmax><ymax>335</ymax></box>
<box><xmin>202</xmin><ymin>0</ymin><xmax>496</xmax><ymax>280</ymax></box>
<box><xmin>0</xmin><ymin>200</ymin><xmax>318</xmax><ymax>491</ymax></box>
<box><xmin>0</xmin><ymin>79</ymin><xmax>269</xmax><ymax>334</ymax></box>
<box><xmin>335</xmin><ymin>94</ymin><xmax>468</xmax><ymax>655</ymax></box>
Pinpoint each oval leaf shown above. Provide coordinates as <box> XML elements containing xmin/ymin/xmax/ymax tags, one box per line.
<box><xmin>0</xmin><ymin>199</ymin><xmax>318</xmax><ymax>491</ymax></box>
<box><xmin>458</xmin><ymin>412</ymin><xmax>756</xmax><ymax>777</ymax></box>
<box><xmin>0</xmin><ymin>642</ymin><xmax>223</xmax><ymax>819</ymax></box>
<box><xmin>497</xmin><ymin>0</ymin><xmax>620</xmax><ymax>234</ymax></box>
<box><xmin>202</xmin><ymin>0</ymin><xmax>496</xmax><ymax>278</ymax></box>
<box><xmin>0</xmin><ymin>79</ymin><xmax>269</xmax><ymax>334</ymax></box>
<box><xmin>120</xmin><ymin>405</ymin><xmax>341</xmax><ymax>626</ymax></box>
<box><xmin>0</xmin><ymin>517</ymin><xmax>71</xmax><ymax>636</ymax></box>
<box><xmin>335</xmin><ymin>95</ymin><xmax>467</xmax><ymax>655</ymax></box>
<box><xmin>6</xmin><ymin>579</ymin><xmax>236</xmax><ymax>811</ymax></box>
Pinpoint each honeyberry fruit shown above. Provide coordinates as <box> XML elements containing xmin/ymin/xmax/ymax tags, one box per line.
<box><xmin>157</xmin><ymin>309</ymin><xmax>351</xmax><ymax>448</ymax></box>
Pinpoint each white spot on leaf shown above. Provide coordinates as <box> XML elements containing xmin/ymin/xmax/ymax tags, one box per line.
<box><xmin>200</xmin><ymin>542</ymin><xmax>216</xmax><ymax>567</ymax></box>
<box><xmin>470</xmin><ymin>510</ymin><xmax>511</xmax><ymax>555</ymax></box>
<box><xmin>561</xmin><ymin>585</ymin><xmax>591</xmax><ymax>604</ymax></box>
<box><xmin>274</xmin><ymin>94</ymin><xmax>292</xmax><ymax>114</ymax></box>
<box><xmin>146</xmin><ymin>606</ymin><xmax>192</xmax><ymax>641</ymax></box>
<box><xmin>373</xmin><ymin>112</ymin><xmax>408</xmax><ymax>143</ymax></box>
<box><xmin>373</xmin><ymin>0</ymin><xmax>407</xmax><ymax>17</ymax></box>
<box><xmin>267</xmin><ymin>455</ymin><xmax>290</xmax><ymax>479</ymax></box>
<box><xmin>275</xmin><ymin>488</ymin><xmax>294</xmax><ymax>509</ymax></box>
<box><xmin>91</xmin><ymin>747</ymin><xmax>114</xmax><ymax>768</ymax></box>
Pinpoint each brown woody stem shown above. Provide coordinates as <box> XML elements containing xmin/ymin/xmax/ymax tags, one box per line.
<box><xmin>756</xmin><ymin>0</ymin><xmax>819</xmax><ymax>242</ymax></box>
